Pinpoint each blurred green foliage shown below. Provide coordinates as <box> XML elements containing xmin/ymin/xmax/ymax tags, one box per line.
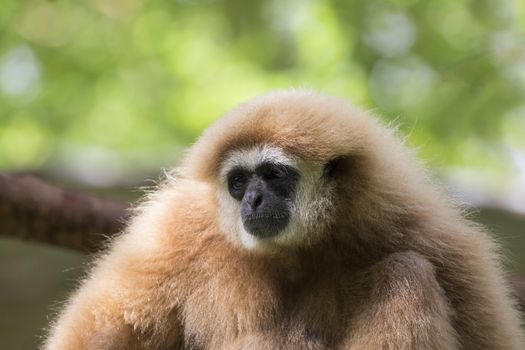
<box><xmin>0</xmin><ymin>0</ymin><xmax>524</xmax><ymax>186</ymax></box>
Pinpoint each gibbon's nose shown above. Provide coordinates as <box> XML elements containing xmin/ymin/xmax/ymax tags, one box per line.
<box><xmin>244</xmin><ymin>187</ymin><xmax>264</xmax><ymax>210</ymax></box>
<box><xmin>240</xmin><ymin>177</ymin><xmax>290</xmax><ymax>238</ymax></box>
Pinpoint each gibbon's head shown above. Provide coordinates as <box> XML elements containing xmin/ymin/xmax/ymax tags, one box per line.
<box><xmin>181</xmin><ymin>90</ymin><xmax>421</xmax><ymax>252</ymax></box>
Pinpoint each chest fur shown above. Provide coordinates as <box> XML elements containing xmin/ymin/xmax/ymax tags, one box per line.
<box><xmin>179</xmin><ymin>253</ymin><xmax>347</xmax><ymax>349</ymax></box>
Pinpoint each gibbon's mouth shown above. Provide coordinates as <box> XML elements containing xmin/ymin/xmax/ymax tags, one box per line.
<box><xmin>242</xmin><ymin>213</ymin><xmax>289</xmax><ymax>238</ymax></box>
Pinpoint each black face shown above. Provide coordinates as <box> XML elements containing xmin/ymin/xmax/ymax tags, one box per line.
<box><xmin>227</xmin><ymin>162</ymin><xmax>299</xmax><ymax>238</ymax></box>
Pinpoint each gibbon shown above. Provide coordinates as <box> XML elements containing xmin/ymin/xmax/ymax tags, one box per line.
<box><xmin>44</xmin><ymin>90</ymin><xmax>524</xmax><ymax>349</ymax></box>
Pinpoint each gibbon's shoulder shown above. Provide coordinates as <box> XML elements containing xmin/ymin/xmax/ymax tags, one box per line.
<box><xmin>94</xmin><ymin>179</ymin><xmax>226</xmax><ymax>281</ymax></box>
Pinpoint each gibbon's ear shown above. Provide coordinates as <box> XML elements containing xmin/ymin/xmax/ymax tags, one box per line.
<box><xmin>322</xmin><ymin>156</ymin><xmax>346</xmax><ymax>178</ymax></box>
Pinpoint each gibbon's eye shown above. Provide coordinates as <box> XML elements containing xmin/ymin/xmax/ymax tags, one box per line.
<box><xmin>227</xmin><ymin>169</ymin><xmax>250</xmax><ymax>199</ymax></box>
<box><xmin>323</xmin><ymin>156</ymin><xmax>343</xmax><ymax>178</ymax></box>
<box><xmin>257</xmin><ymin>162</ymin><xmax>288</xmax><ymax>181</ymax></box>
<box><xmin>265</xmin><ymin>166</ymin><xmax>286</xmax><ymax>180</ymax></box>
<box><xmin>230</xmin><ymin>173</ymin><xmax>247</xmax><ymax>190</ymax></box>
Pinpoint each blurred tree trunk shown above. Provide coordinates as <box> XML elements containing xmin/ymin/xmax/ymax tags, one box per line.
<box><xmin>0</xmin><ymin>172</ymin><xmax>129</xmax><ymax>253</ymax></box>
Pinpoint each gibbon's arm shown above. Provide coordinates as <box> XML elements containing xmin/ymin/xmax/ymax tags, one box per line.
<box><xmin>43</xmin><ymin>181</ymin><xmax>210</xmax><ymax>350</ymax></box>
<box><xmin>42</xmin><ymin>190</ymin><xmax>200</xmax><ymax>349</ymax></box>
<box><xmin>341</xmin><ymin>251</ymin><xmax>460</xmax><ymax>350</ymax></box>
<box><xmin>43</xmin><ymin>278</ymin><xmax>144</xmax><ymax>350</ymax></box>
<box><xmin>428</xmin><ymin>229</ymin><xmax>525</xmax><ymax>350</ymax></box>
<box><xmin>42</xmin><ymin>241</ymin><xmax>185</xmax><ymax>350</ymax></box>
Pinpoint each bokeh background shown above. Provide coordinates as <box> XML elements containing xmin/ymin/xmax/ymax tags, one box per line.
<box><xmin>1</xmin><ymin>0</ymin><xmax>524</xmax><ymax>348</ymax></box>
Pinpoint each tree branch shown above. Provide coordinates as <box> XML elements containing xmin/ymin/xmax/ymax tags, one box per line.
<box><xmin>0</xmin><ymin>172</ymin><xmax>130</xmax><ymax>253</ymax></box>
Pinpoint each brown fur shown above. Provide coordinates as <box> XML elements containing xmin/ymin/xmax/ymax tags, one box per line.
<box><xmin>44</xmin><ymin>90</ymin><xmax>524</xmax><ymax>349</ymax></box>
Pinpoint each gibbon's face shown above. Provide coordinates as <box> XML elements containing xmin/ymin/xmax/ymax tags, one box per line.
<box><xmin>217</xmin><ymin>144</ymin><xmax>340</xmax><ymax>252</ymax></box>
